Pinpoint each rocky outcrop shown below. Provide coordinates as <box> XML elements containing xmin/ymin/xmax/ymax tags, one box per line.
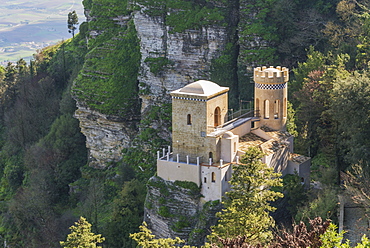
<box><xmin>75</xmin><ymin>3</ymin><xmax>228</xmax><ymax>167</ymax></box>
<box><xmin>74</xmin><ymin>105</ymin><xmax>137</xmax><ymax>168</ymax></box>
<box><xmin>144</xmin><ymin>176</ymin><xmax>221</xmax><ymax>246</ymax></box>
<box><xmin>133</xmin><ymin>10</ymin><xmax>228</xmax><ymax>112</ymax></box>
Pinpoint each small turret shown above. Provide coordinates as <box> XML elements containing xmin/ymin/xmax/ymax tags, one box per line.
<box><xmin>254</xmin><ymin>66</ymin><xmax>288</xmax><ymax>131</ymax></box>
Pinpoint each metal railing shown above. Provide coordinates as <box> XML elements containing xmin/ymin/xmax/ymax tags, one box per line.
<box><xmin>227</xmin><ymin>109</ymin><xmax>259</xmax><ymax>121</ymax></box>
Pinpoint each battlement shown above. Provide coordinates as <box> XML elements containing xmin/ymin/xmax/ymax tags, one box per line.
<box><xmin>254</xmin><ymin>66</ymin><xmax>289</xmax><ymax>84</ymax></box>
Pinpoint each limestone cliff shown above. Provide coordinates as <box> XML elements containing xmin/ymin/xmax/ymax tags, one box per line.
<box><xmin>134</xmin><ymin>9</ymin><xmax>227</xmax><ymax>112</ymax></box>
<box><xmin>73</xmin><ymin>0</ymin><xmax>231</xmax><ymax>168</ymax></box>
<box><xmin>74</xmin><ymin>105</ymin><xmax>138</xmax><ymax>168</ymax></box>
<box><xmin>144</xmin><ymin>176</ymin><xmax>221</xmax><ymax>246</ymax></box>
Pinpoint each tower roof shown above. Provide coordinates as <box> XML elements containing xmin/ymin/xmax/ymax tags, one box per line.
<box><xmin>254</xmin><ymin>66</ymin><xmax>289</xmax><ymax>84</ymax></box>
<box><xmin>171</xmin><ymin>80</ymin><xmax>229</xmax><ymax>99</ymax></box>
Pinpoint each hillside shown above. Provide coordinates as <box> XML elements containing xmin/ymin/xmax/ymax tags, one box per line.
<box><xmin>0</xmin><ymin>0</ymin><xmax>370</xmax><ymax>247</ymax></box>
<box><xmin>0</xmin><ymin>0</ymin><xmax>84</xmax><ymax>65</ymax></box>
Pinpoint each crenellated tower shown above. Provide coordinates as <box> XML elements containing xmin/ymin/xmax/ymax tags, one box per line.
<box><xmin>254</xmin><ymin>66</ymin><xmax>288</xmax><ymax>131</ymax></box>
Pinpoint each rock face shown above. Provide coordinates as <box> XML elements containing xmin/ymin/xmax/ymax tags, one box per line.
<box><xmin>75</xmin><ymin>3</ymin><xmax>229</xmax><ymax>168</ymax></box>
<box><xmin>134</xmin><ymin>10</ymin><xmax>228</xmax><ymax>112</ymax></box>
<box><xmin>74</xmin><ymin>105</ymin><xmax>137</xmax><ymax>168</ymax></box>
<box><xmin>144</xmin><ymin>176</ymin><xmax>221</xmax><ymax>246</ymax></box>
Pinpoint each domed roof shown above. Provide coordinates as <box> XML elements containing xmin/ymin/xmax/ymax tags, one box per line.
<box><xmin>222</xmin><ymin>131</ymin><xmax>234</xmax><ymax>139</ymax></box>
<box><xmin>179</xmin><ymin>80</ymin><xmax>223</xmax><ymax>96</ymax></box>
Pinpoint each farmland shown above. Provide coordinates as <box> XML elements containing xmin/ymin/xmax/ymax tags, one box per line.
<box><xmin>0</xmin><ymin>0</ymin><xmax>84</xmax><ymax>65</ymax></box>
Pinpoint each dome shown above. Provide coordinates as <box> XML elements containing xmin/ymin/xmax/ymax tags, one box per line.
<box><xmin>222</xmin><ymin>131</ymin><xmax>234</xmax><ymax>139</ymax></box>
<box><xmin>179</xmin><ymin>80</ymin><xmax>223</xmax><ymax>96</ymax></box>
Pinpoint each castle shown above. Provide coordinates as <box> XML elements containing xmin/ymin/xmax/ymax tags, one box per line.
<box><xmin>157</xmin><ymin>66</ymin><xmax>310</xmax><ymax>202</ymax></box>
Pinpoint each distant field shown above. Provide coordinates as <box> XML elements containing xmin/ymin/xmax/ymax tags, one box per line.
<box><xmin>0</xmin><ymin>0</ymin><xmax>84</xmax><ymax>65</ymax></box>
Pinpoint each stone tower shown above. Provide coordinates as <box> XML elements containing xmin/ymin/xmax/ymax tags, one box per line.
<box><xmin>170</xmin><ymin>80</ymin><xmax>229</xmax><ymax>163</ymax></box>
<box><xmin>254</xmin><ymin>66</ymin><xmax>288</xmax><ymax>131</ymax></box>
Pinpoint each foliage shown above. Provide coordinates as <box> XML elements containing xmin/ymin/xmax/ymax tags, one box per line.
<box><xmin>135</xmin><ymin>0</ymin><xmax>226</xmax><ymax>32</ymax></box>
<box><xmin>281</xmin><ymin>173</ymin><xmax>308</xmax><ymax>217</ymax></box>
<box><xmin>72</xmin><ymin>3</ymin><xmax>141</xmax><ymax>116</ymax></box>
<box><xmin>320</xmin><ymin>222</ymin><xmax>370</xmax><ymax>247</ymax></box>
<box><xmin>331</xmin><ymin>71</ymin><xmax>370</xmax><ymax>167</ymax></box>
<box><xmin>130</xmin><ymin>222</ymin><xmax>196</xmax><ymax>248</ymax></box>
<box><xmin>292</xmin><ymin>47</ymin><xmax>349</xmax><ymax>159</ymax></box>
<box><xmin>295</xmin><ymin>187</ymin><xmax>338</xmax><ymax>224</ymax></box>
<box><xmin>342</xmin><ymin>163</ymin><xmax>370</xmax><ymax>210</ymax></box>
<box><xmin>158</xmin><ymin>206</ymin><xmax>172</xmax><ymax>218</ymax></box>
<box><xmin>174</xmin><ymin>180</ymin><xmax>200</xmax><ymax>195</ymax></box>
<box><xmin>0</xmin><ymin>33</ymin><xmax>88</xmax><ymax>247</ymax></box>
<box><xmin>60</xmin><ymin>216</ymin><xmax>105</xmax><ymax>248</ymax></box>
<box><xmin>286</xmin><ymin>100</ymin><xmax>298</xmax><ymax>137</ymax></box>
<box><xmin>68</xmin><ymin>10</ymin><xmax>79</xmax><ymax>38</ymax></box>
<box><xmin>271</xmin><ymin>217</ymin><xmax>330</xmax><ymax>248</ymax></box>
<box><xmin>209</xmin><ymin>147</ymin><xmax>283</xmax><ymax>246</ymax></box>
<box><xmin>145</xmin><ymin>57</ymin><xmax>173</xmax><ymax>75</ymax></box>
<box><xmin>106</xmin><ymin>179</ymin><xmax>146</xmax><ymax>248</ymax></box>
<box><xmin>210</xmin><ymin>42</ymin><xmax>241</xmax><ymax>109</ymax></box>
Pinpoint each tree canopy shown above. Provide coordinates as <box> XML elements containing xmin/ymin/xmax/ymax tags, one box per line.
<box><xmin>209</xmin><ymin>147</ymin><xmax>283</xmax><ymax>246</ymax></box>
<box><xmin>60</xmin><ymin>217</ymin><xmax>105</xmax><ymax>248</ymax></box>
<box><xmin>68</xmin><ymin>10</ymin><xmax>79</xmax><ymax>38</ymax></box>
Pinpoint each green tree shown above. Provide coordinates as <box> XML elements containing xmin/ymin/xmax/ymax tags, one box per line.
<box><xmin>320</xmin><ymin>222</ymin><xmax>370</xmax><ymax>248</ymax></box>
<box><xmin>295</xmin><ymin>187</ymin><xmax>338</xmax><ymax>223</ymax></box>
<box><xmin>130</xmin><ymin>222</ymin><xmax>196</xmax><ymax>248</ymax></box>
<box><xmin>0</xmin><ymin>65</ymin><xmax>5</xmax><ymax>82</ymax></box>
<box><xmin>331</xmin><ymin>71</ymin><xmax>370</xmax><ymax>167</ymax></box>
<box><xmin>209</xmin><ymin>147</ymin><xmax>283</xmax><ymax>246</ymax></box>
<box><xmin>106</xmin><ymin>179</ymin><xmax>146</xmax><ymax>248</ymax></box>
<box><xmin>60</xmin><ymin>217</ymin><xmax>105</xmax><ymax>248</ymax></box>
<box><xmin>68</xmin><ymin>10</ymin><xmax>79</xmax><ymax>38</ymax></box>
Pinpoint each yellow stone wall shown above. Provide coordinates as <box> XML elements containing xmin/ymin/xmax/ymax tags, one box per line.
<box><xmin>171</xmin><ymin>92</ymin><xmax>228</xmax><ymax>164</ymax></box>
<box><xmin>254</xmin><ymin>66</ymin><xmax>288</xmax><ymax>131</ymax></box>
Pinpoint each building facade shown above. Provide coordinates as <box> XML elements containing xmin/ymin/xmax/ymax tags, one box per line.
<box><xmin>157</xmin><ymin>66</ymin><xmax>310</xmax><ymax>202</ymax></box>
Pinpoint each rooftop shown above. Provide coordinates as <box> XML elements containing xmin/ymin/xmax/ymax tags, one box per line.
<box><xmin>171</xmin><ymin>80</ymin><xmax>229</xmax><ymax>98</ymax></box>
<box><xmin>238</xmin><ymin>132</ymin><xmax>267</xmax><ymax>150</ymax></box>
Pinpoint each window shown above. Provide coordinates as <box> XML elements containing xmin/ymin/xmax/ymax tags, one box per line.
<box><xmin>212</xmin><ymin>172</ymin><xmax>216</xmax><ymax>182</ymax></box>
<box><xmin>264</xmin><ymin>100</ymin><xmax>270</xmax><ymax>119</ymax></box>
<box><xmin>187</xmin><ymin>114</ymin><xmax>192</xmax><ymax>125</ymax></box>
<box><xmin>204</xmin><ymin>177</ymin><xmax>207</xmax><ymax>183</ymax></box>
<box><xmin>255</xmin><ymin>98</ymin><xmax>260</xmax><ymax>117</ymax></box>
<box><xmin>225</xmin><ymin>171</ymin><xmax>228</xmax><ymax>181</ymax></box>
<box><xmin>274</xmin><ymin>100</ymin><xmax>279</xmax><ymax>119</ymax></box>
<box><xmin>209</xmin><ymin>152</ymin><xmax>213</xmax><ymax>159</ymax></box>
<box><xmin>214</xmin><ymin>107</ymin><xmax>221</xmax><ymax>127</ymax></box>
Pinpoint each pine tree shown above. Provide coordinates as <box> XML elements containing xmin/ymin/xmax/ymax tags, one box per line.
<box><xmin>67</xmin><ymin>10</ymin><xmax>79</xmax><ymax>38</ymax></box>
<box><xmin>60</xmin><ymin>217</ymin><xmax>105</xmax><ymax>248</ymax></box>
<box><xmin>209</xmin><ymin>147</ymin><xmax>283</xmax><ymax>246</ymax></box>
<box><xmin>130</xmin><ymin>222</ymin><xmax>196</xmax><ymax>248</ymax></box>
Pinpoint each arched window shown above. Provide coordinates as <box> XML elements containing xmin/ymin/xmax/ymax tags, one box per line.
<box><xmin>256</xmin><ymin>98</ymin><xmax>260</xmax><ymax>117</ymax></box>
<box><xmin>204</xmin><ymin>177</ymin><xmax>207</xmax><ymax>183</ymax></box>
<box><xmin>212</xmin><ymin>172</ymin><xmax>216</xmax><ymax>182</ymax></box>
<box><xmin>274</xmin><ymin>100</ymin><xmax>279</xmax><ymax>119</ymax></box>
<box><xmin>187</xmin><ymin>114</ymin><xmax>192</xmax><ymax>125</ymax></box>
<box><xmin>214</xmin><ymin>107</ymin><xmax>221</xmax><ymax>127</ymax></box>
<box><xmin>225</xmin><ymin>171</ymin><xmax>228</xmax><ymax>181</ymax></box>
<box><xmin>264</xmin><ymin>100</ymin><xmax>270</xmax><ymax>119</ymax></box>
<box><xmin>283</xmin><ymin>98</ymin><xmax>287</xmax><ymax>118</ymax></box>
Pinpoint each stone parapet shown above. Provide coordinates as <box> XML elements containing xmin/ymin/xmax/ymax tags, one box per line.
<box><xmin>254</xmin><ymin>66</ymin><xmax>289</xmax><ymax>84</ymax></box>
